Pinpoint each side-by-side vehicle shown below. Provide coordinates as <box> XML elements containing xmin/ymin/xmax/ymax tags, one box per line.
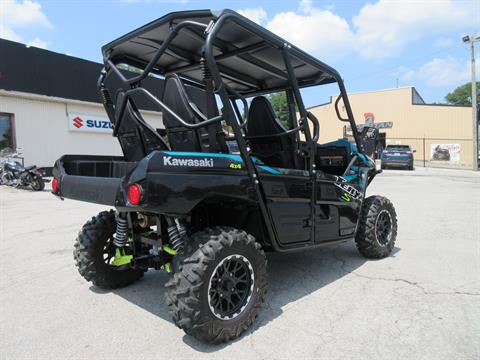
<box><xmin>52</xmin><ymin>9</ymin><xmax>398</xmax><ymax>342</ymax></box>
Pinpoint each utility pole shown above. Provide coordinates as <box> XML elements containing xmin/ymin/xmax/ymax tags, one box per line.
<box><xmin>463</xmin><ymin>34</ymin><xmax>480</xmax><ymax>171</ymax></box>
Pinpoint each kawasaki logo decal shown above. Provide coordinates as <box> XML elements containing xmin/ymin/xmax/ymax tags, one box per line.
<box><xmin>163</xmin><ymin>156</ymin><xmax>214</xmax><ymax>167</ymax></box>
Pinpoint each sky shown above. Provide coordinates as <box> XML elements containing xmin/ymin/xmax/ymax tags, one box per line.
<box><xmin>0</xmin><ymin>0</ymin><xmax>479</xmax><ymax>107</ymax></box>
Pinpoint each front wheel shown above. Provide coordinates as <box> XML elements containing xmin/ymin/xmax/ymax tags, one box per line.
<box><xmin>165</xmin><ymin>227</ymin><xmax>267</xmax><ymax>343</ymax></box>
<box><xmin>355</xmin><ymin>196</ymin><xmax>398</xmax><ymax>258</ymax></box>
<box><xmin>1</xmin><ymin>172</ymin><xmax>13</xmax><ymax>186</ymax></box>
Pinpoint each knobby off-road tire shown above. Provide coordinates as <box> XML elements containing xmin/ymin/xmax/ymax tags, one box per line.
<box><xmin>165</xmin><ymin>227</ymin><xmax>267</xmax><ymax>343</ymax></box>
<box><xmin>355</xmin><ymin>196</ymin><xmax>398</xmax><ymax>259</ymax></box>
<box><xmin>73</xmin><ymin>210</ymin><xmax>143</xmax><ymax>289</ymax></box>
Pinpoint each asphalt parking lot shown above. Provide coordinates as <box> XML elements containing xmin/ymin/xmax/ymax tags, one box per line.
<box><xmin>1</xmin><ymin>167</ymin><xmax>479</xmax><ymax>359</ymax></box>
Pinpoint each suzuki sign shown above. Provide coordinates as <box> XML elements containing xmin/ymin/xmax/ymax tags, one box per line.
<box><xmin>68</xmin><ymin>114</ymin><xmax>113</xmax><ymax>133</ymax></box>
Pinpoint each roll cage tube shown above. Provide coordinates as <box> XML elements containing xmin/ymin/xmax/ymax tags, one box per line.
<box><xmin>97</xmin><ymin>25</ymin><xmax>227</xmax><ymax>137</ymax></box>
<box><xmin>204</xmin><ymin>13</ymin><xmax>283</xmax><ymax>249</ymax></box>
<box><xmin>244</xmin><ymin>126</ymin><xmax>303</xmax><ymax>140</ymax></box>
<box><xmin>281</xmin><ymin>45</ymin><xmax>316</xmax><ymax>171</ymax></box>
<box><xmin>124</xmin><ymin>20</ymin><xmax>209</xmax><ymax>85</ymax></box>
<box><xmin>116</xmin><ymin>87</ymin><xmax>223</xmax><ymax>133</ymax></box>
<box><xmin>306</xmin><ymin>112</ymin><xmax>320</xmax><ymax>142</ymax></box>
<box><xmin>333</xmin><ymin>78</ymin><xmax>362</xmax><ymax>151</ymax></box>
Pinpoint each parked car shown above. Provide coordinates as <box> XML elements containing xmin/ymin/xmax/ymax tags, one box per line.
<box><xmin>381</xmin><ymin>145</ymin><xmax>415</xmax><ymax>170</ymax></box>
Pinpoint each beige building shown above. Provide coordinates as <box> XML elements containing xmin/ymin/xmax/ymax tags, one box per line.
<box><xmin>308</xmin><ymin>87</ymin><xmax>474</xmax><ymax>168</ymax></box>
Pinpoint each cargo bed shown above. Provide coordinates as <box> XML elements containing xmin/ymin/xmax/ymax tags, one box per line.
<box><xmin>53</xmin><ymin>155</ymin><xmax>137</xmax><ymax>205</ymax></box>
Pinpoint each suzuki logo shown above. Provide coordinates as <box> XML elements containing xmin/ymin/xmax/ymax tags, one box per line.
<box><xmin>69</xmin><ymin>114</ymin><xmax>112</xmax><ymax>133</ymax></box>
<box><xmin>73</xmin><ymin>117</ymin><xmax>84</xmax><ymax>128</ymax></box>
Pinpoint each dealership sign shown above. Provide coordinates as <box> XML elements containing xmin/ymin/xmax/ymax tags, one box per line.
<box><xmin>68</xmin><ymin>114</ymin><xmax>113</xmax><ymax>133</ymax></box>
<box><xmin>346</xmin><ymin>112</ymin><xmax>393</xmax><ymax>132</ymax></box>
<box><xmin>430</xmin><ymin>143</ymin><xmax>461</xmax><ymax>162</ymax></box>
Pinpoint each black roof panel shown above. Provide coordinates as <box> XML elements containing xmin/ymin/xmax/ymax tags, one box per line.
<box><xmin>102</xmin><ymin>9</ymin><xmax>339</xmax><ymax>95</ymax></box>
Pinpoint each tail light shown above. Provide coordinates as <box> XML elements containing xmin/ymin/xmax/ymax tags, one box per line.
<box><xmin>127</xmin><ymin>184</ymin><xmax>142</xmax><ymax>205</ymax></box>
<box><xmin>52</xmin><ymin>178</ymin><xmax>59</xmax><ymax>193</ymax></box>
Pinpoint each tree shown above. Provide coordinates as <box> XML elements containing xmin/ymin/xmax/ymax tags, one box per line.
<box><xmin>445</xmin><ymin>82</ymin><xmax>480</xmax><ymax>106</ymax></box>
<box><xmin>117</xmin><ymin>63</ymin><xmax>155</xmax><ymax>77</ymax></box>
<box><xmin>267</xmin><ymin>92</ymin><xmax>290</xmax><ymax>129</ymax></box>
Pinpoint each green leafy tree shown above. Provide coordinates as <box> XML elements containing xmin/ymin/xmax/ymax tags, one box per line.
<box><xmin>267</xmin><ymin>92</ymin><xmax>290</xmax><ymax>129</ymax></box>
<box><xmin>117</xmin><ymin>63</ymin><xmax>155</xmax><ymax>77</ymax></box>
<box><xmin>445</xmin><ymin>82</ymin><xmax>480</xmax><ymax>106</ymax></box>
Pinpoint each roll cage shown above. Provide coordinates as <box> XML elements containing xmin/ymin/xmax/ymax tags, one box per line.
<box><xmin>98</xmin><ymin>9</ymin><xmax>362</xmax><ymax>161</ymax></box>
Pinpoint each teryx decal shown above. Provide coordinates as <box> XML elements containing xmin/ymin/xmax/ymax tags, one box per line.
<box><xmin>335</xmin><ymin>182</ymin><xmax>363</xmax><ymax>202</ymax></box>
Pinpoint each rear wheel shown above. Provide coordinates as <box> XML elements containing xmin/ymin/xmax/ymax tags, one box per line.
<box><xmin>355</xmin><ymin>196</ymin><xmax>397</xmax><ymax>258</ymax></box>
<box><xmin>74</xmin><ymin>210</ymin><xmax>143</xmax><ymax>289</ymax></box>
<box><xmin>165</xmin><ymin>226</ymin><xmax>267</xmax><ymax>343</ymax></box>
<box><xmin>31</xmin><ymin>177</ymin><xmax>45</xmax><ymax>191</ymax></box>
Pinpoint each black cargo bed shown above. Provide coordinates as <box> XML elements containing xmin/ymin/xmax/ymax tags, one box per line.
<box><xmin>53</xmin><ymin>155</ymin><xmax>137</xmax><ymax>205</ymax></box>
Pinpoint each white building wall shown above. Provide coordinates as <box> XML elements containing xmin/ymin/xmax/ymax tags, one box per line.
<box><xmin>0</xmin><ymin>92</ymin><xmax>163</xmax><ymax>167</ymax></box>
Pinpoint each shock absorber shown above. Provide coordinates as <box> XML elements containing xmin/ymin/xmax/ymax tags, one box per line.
<box><xmin>166</xmin><ymin>217</ymin><xmax>187</xmax><ymax>251</ymax></box>
<box><xmin>200</xmin><ymin>55</ymin><xmax>222</xmax><ymax>153</ymax></box>
<box><xmin>200</xmin><ymin>56</ymin><xmax>211</xmax><ymax>79</ymax></box>
<box><xmin>114</xmin><ymin>213</ymin><xmax>129</xmax><ymax>248</ymax></box>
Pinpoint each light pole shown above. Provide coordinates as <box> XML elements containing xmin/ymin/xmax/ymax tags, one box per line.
<box><xmin>463</xmin><ymin>34</ymin><xmax>480</xmax><ymax>171</ymax></box>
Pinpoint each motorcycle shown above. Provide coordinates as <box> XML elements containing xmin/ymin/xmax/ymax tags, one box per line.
<box><xmin>0</xmin><ymin>149</ymin><xmax>46</xmax><ymax>191</ymax></box>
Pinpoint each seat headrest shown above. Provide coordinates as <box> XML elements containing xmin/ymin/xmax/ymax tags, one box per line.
<box><xmin>247</xmin><ymin>96</ymin><xmax>286</xmax><ymax>136</ymax></box>
<box><xmin>162</xmin><ymin>74</ymin><xmax>198</xmax><ymax>128</ymax></box>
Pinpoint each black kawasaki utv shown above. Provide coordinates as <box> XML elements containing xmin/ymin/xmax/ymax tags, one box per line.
<box><xmin>52</xmin><ymin>9</ymin><xmax>397</xmax><ymax>343</ymax></box>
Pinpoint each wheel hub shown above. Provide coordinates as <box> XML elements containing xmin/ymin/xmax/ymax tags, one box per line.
<box><xmin>375</xmin><ymin>209</ymin><xmax>393</xmax><ymax>246</ymax></box>
<box><xmin>208</xmin><ymin>254</ymin><xmax>254</xmax><ymax>320</ymax></box>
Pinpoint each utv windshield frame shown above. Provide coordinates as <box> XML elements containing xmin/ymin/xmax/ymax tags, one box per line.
<box><xmin>98</xmin><ymin>9</ymin><xmax>362</xmax><ymax>174</ymax></box>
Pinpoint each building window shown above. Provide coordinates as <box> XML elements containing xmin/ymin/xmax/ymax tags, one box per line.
<box><xmin>0</xmin><ymin>113</ymin><xmax>15</xmax><ymax>152</ymax></box>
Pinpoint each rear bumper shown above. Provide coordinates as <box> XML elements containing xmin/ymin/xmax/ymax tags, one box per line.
<box><xmin>56</xmin><ymin>175</ymin><xmax>122</xmax><ymax>204</ymax></box>
<box><xmin>381</xmin><ymin>158</ymin><xmax>412</xmax><ymax>167</ymax></box>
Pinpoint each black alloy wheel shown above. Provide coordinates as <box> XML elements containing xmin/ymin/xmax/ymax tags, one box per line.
<box><xmin>208</xmin><ymin>254</ymin><xmax>254</xmax><ymax>320</ymax></box>
<box><xmin>375</xmin><ymin>209</ymin><xmax>393</xmax><ymax>246</ymax></box>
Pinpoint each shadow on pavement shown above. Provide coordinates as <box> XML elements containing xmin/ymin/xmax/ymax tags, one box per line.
<box><xmin>97</xmin><ymin>241</ymin><xmax>388</xmax><ymax>352</ymax></box>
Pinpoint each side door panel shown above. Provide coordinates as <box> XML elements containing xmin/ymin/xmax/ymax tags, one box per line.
<box><xmin>314</xmin><ymin>172</ymin><xmax>363</xmax><ymax>243</ymax></box>
<box><xmin>260</xmin><ymin>170</ymin><xmax>313</xmax><ymax>246</ymax></box>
